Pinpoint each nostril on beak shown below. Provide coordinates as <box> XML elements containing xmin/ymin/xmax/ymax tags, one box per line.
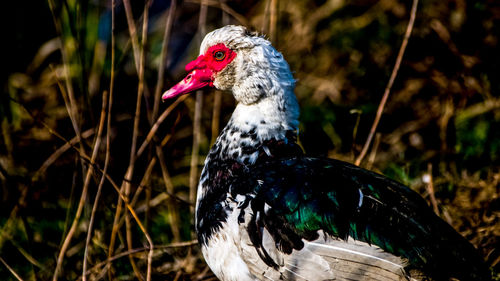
<box><xmin>186</xmin><ymin>74</ymin><xmax>192</xmax><ymax>81</ymax></box>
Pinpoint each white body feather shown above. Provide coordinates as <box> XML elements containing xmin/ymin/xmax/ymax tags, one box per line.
<box><xmin>202</xmin><ymin>203</ymin><xmax>412</xmax><ymax>281</ymax></box>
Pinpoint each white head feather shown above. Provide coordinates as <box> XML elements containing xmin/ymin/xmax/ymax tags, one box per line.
<box><xmin>200</xmin><ymin>25</ymin><xmax>300</xmax><ymax>132</ymax></box>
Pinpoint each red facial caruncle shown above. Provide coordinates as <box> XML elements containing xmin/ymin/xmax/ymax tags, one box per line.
<box><xmin>162</xmin><ymin>43</ymin><xmax>237</xmax><ymax>100</ymax></box>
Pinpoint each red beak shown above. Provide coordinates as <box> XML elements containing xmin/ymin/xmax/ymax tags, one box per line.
<box><xmin>162</xmin><ymin>69</ymin><xmax>213</xmax><ymax>100</ymax></box>
<box><xmin>162</xmin><ymin>54</ymin><xmax>213</xmax><ymax>100</ymax></box>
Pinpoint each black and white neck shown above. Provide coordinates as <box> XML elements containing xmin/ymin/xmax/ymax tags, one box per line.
<box><xmin>210</xmin><ymin>89</ymin><xmax>300</xmax><ymax>165</ymax></box>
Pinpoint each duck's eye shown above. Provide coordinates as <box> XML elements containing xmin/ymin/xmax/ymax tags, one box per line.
<box><xmin>214</xmin><ymin>51</ymin><xmax>225</xmax><ymax>61</ymax></box>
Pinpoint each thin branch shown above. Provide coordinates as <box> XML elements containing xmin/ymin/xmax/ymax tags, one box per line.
<box><xmin>349</xmin><ymin>109</ymin><xmax>362</xmax><ymax>160</ymax></box>
<box><xmin>152</xmin><ymin>109</ymin><xmax>183</xmax><ymax>242</ymax></box>
<box><xmin>108</xmin><ymin>179</ymin><xmax>124</xmax><ymax>280</ymax></box>
<box><xmin>0</xmin><ymin>256</ymin><xmax>24</xmax><ymax>281</ymax></box>
<box><xmin>52</xmin><ymin>89</ymin><xmax>107</xmax><ymax>281</ymax></box>
<box><xmin>50</xmin><ymin>65</ymin><xmax>81</xmax><ymax>151</ymax></box>
<box><xmin>131</xmin><ymin>158</ymin><xmax>157</xmax><ymax>208</ymax></box>
<box><xmin>82</xmin><ymin>91</ymin><xmax>109</xmax><ymax>281</ymax></box>
<box><xmin>4</xmin><ymin>233</ymin><xmax>45</xmax><ymax>270</ymax></box>
<box><xmin>50</xmin><ymin>63</ymin><xmax>88</xmax><ymax>191</ymax></box>
<box><xmin>17</xmin><ymin>97</ymin><xmax>186</xmax><ymax>281</ymax></box>
<box><xmin>8</xmin><ymin>97</ymin><xmax>93</xmax><ymax>165</ymax></box>
<box><xmin>153</xmin><ymin>0</ymin><xmax>177</xmax><ymax>121</ymax></box>
<box><xmin>155</xmin><ymin>146</ymin><xmax>181</xmax><ymax>241</ymax></box>
<box><xmin>366</xmin><ymin>133</ymin><xmax>381</xmax><ymax>170</ymax></box>
<box><xmin>126</xmin><ymin>211</ymin><xmax>144</xmax><ymax>281</ymax></box>
<box><xmin>122</xmin><ymin>0</ymin><xmax>141</xmax><ymax>69</ymax></box>
<box><xmin>47</xmin><ymin>0</ymin><xmax>81</xmax><ymax>140</ymax></box>
<box><xmin>137</xmin><ymin>95</ymin><xmax>188</xmax><ymax>158</ymax></box>
<box><xmin>34</xmin><ymin>128</ymin><xmax>95</xmax><ymax>178</ymax></box>
<box><xmin>210</xmin><ymin>2</ymin><xmax>230</xmax><ymax>145</ymax></box>
<box><xmin>185</xmin><ymin>0</ymin><xmax>249</xmax><ymax>26</ymax></box>
<box><xmin>108</xmin><ymin>0</ymin><xmax>152</xmax><ymax>279</ymax></box>
<box><xmin>129</xmin><ymin>1</ymin><xmax>153</xmax><ymax>280</ymax></box>
<box><xmin>11</xmin><ymin>96</ymin><xmax>190</xmax><ymax>207</ymax></box>
<box><xmin>103</xmin><ymin>166</ymin><xmax>155</xmax><ymax>281</ymax></box>
<box><xmin>7</xmin><ymin>97</ymin><xmax>183</xmax><ymax>281</ymax></box>
<box><xmin>210</xmin><ymin>91</ymin><xmax>222</xmax><ymax>147</ymax></box>
<box><xmin>190</xmin><ymin>0</ymin><xmax>208</xmax><ymax>215</ymax></box>
<box><xmin>105</xmin><ymin>158</ymin><xmax>189</xmax><ymax>244</ymax></box>
<box><xmin>355</xmin><ymin>0</ymin><xmax>419</xmax><ymax>166</ymax></box>
<box><xmin>262</xmin><ymin>0</ymin><xmax>271</xmax><ymax>34</ymax></box>
<box><xmin>103</xmin><ymin>2</ymin><xmax>116</xmax><ymax>279</ymax></box>
<box><xmin>269</xmin><ymin>0</ymin><xmax>278</xmax><ymax>43</ymax></box>
<box><xmin>46</xmin><ymin>4</ymin><xmax>89</xmax><ymax>276</ymax></box>
<box><xmin>82</xmin><ymin>0</ymin><xmax>117</xmax><ymax>276</ymax></box>
<box><xmin>426</xmin><ymin>163</ymin><xmax>440</xmax><ymax>214</ymax></box>
<box><xmin>109</xmin><ymin>159</ymin><xmax>156</xmax><ymax>244</ymax></box>
<box><xmin>455</xmin><ymin>97</ymin><xmax>500</xmax><ymax>124</ymax></box>
<box><xmin>80</xmin><ymin>241</ymin><xmax>198</xmax><ymax>278</ymax></box>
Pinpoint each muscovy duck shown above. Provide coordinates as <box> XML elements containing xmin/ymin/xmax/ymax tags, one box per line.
<box><xmin>162</xmin><ymin>25</ymin><xmax>490</xmax><ymax>281</ymax></box>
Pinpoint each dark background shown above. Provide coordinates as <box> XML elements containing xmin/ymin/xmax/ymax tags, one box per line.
<box><xmin>1</xmin><ymin>0</ymin><xmax>499</xmax><ymax>280</ymax></box>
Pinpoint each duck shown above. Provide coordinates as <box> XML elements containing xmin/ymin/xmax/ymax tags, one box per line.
<box><xmin>162</xmin><ymin>25</ymin><xmax>491</xmax><ymax>281</ymax></box>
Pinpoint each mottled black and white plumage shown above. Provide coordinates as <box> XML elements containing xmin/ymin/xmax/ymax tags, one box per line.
<box><xmin>163</xmin><ymin>25</ymin><xmax>491</xmax><ymax>281</ymax></box>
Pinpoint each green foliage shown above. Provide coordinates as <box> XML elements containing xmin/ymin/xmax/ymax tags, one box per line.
<box><xmin>456</xmin><ymin>116</ymin><xmax>500</xmax><ymax>165</ymax></box>
<box><xmin>383</xmin><ymin>163</ymin><xmax>411</xmax><ymax>186</ymax></box>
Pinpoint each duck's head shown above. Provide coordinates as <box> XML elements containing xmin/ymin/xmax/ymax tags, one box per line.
<box><xmin>162</xmin><ymin>25</ymin><xmax>296</xmax><ymax>106</ymax></box>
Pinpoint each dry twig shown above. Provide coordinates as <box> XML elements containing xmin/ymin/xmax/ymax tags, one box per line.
<box><xmin>10</xmin><ymin>98</ymin><xmax>157</xmax><ymax>273</ymax></box>
<box><xmin>185</xmin><ymin>0</ymin><xmax>249</xmax><ymax>26</ymax></box>
<box><xmin>81</xmin><ymin>240</ymin><xmax>198</xmax><ymax>278</ymax></box>
<box><xmin>189</xmin><ymin>0</ymin><xmax>208</xmax><ymax>215</ymax></box>
<box><xmin>355</xmin><ymin>0</ymin><xmax>419</xmax><ymax>166</ymax></box>
<box><xmin>269</xmin><ymin>0</ymin><xmax>278</xmax><ymax>43</ymax></box>
<box><xmin>210</xmin><ymin>3</ymin><xmax>230</xmax><ymax>145</ymax></box>
<box><xmin>153</xmin><ymin>0</ymin><xmax>177</xmax><ymax>121</ymax></box>
<box><xmin>137</xmin><ymin>95</ymin><xmax>189</xmax><ymax>157</ymax></box>
<box><xmin>47</xmin><ymin>0</ymin><xmax>81</xmax><ymax>143</ymax></box>
<box><xmin>35</xmin><ymin>128</ymin><xmax>95</xmax><ymax>178</ymax></box>
<box><xmin>52</xmin><ymin>88</ymin><xmax>107</xmax><ymax>281</ymax></box>
<box><xmin>426</xmin><ymin>163</ymin><xmax>440</xmax><ymax>214</ymax></box>
<box><xmin>82</xmin><ymin>0</ymin><xmax>117</xmax><ymax>278</ymax></box>
<box><xmin>366</xmin><ymin>133</ymin><xmax>381</xmax><ymax>170</ymax></box>
<box><xmin>0</xmin><ymin>256</ymin><xmax>23</xmax><ymax>281</ymax></box>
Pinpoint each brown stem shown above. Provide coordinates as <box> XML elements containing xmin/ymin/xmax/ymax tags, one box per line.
<box><xmin>210</xmin><ymin>91</ymin><xmax>222</xmax><ymax>146</ymax></box>
<box><xmin>0</xmin><ymin>256</ymin><xmax>23</xmax><ymax>281</ymax></box>
<box><xmin>153</xmin><ymin>0</ymin><xmax>177</xmax><ymax>121</ymax></box>
<box><xmin>269</xmin><ymin>0</ymin><xmax>278</xmax><ymax>43</ymax></box>
<box><xmin>10</xmin><ymin>97</ymin><xmax>159</xmax><ymax>281</ymax></box>
<box><xmin>82</xmin><ymin>91</ymin><xmax>109</xmax><ymax>281</ymax></box>
<box><xmin>155</xmin><ymin>146</ymin><xmax>181</xmax><ymax>241</ymax></box>
<box><xmin>109</xmin><ymin>170</ymin><xmax>155</xmax><ymax>281</ymax></box>
<box><xmin>83</xmin><ymin>0</ymin><xmax>117</xmax><ymax>278</ymax></box>
<box><xmin>53</xmin><ymin>89</ymin><xmax>107</xmax><ymax>281</ymax></box>
<box><xmin>80</xmin><ymin>241</ymin><xmax>198</xmax><ymax>278</ymax></box>
<box><xmin>137</xmin><ymin>95</ymin><xmax>189</xmax><ymax>158</ymax></box>
<box><xmin>34</xmin><ymin>128</ymin><xmax>95</xmax><ymax>178</ymax></box>
<box><xmin>426</xmin><ymin>163</ymin><xmax>440</xmax><ymax>214</ymax></box>
<box><xmin>122</xmin><ymin>0</ymin><xmax>141</xmax><ymax>70</ymax></box>
<box><xmin>185</xmin><ymin>0</ymin><xmax>249</xmax><ymax>26</ymax></box>
<box><xmin>126</xmin><ymin>1</ymin><xmax>151</xmax><ymax>279</ymax></box>
<box><xmin>189</xmin><ymin>0</ymin><xmax>208</xmax><ymax>215</ymax></box>
<box><xmin>209</xmin><ymin>2</ymin><xmax>229</xmax><ymax>145</ymax></box>
<box><xmin>355</xmin><ymin>0</ymin><xmax>419</xmax><ymax>166</ymax></box>
<box><xmin>366</xmin><ymin>133</ymin><xmax>381</xmax><ymax>170</ymax></box>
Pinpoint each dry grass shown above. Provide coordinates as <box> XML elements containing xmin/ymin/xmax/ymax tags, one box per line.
<box><xmin>1</xmin><ymin>0</ymin><xmax>498</xmax><ymax>280</ymax></box>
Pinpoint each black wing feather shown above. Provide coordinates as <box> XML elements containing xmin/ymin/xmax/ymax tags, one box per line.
<box><xmin>238</xmin><ymin>156</ymin><xmax>490</xmax><ymax>281</ymax></box>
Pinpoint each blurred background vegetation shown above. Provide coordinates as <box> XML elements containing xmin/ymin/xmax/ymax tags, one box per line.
<box><xmin>1</xmin><ymin>0</ymin><xmax>499</xmax><ymax>280</ymax></box>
